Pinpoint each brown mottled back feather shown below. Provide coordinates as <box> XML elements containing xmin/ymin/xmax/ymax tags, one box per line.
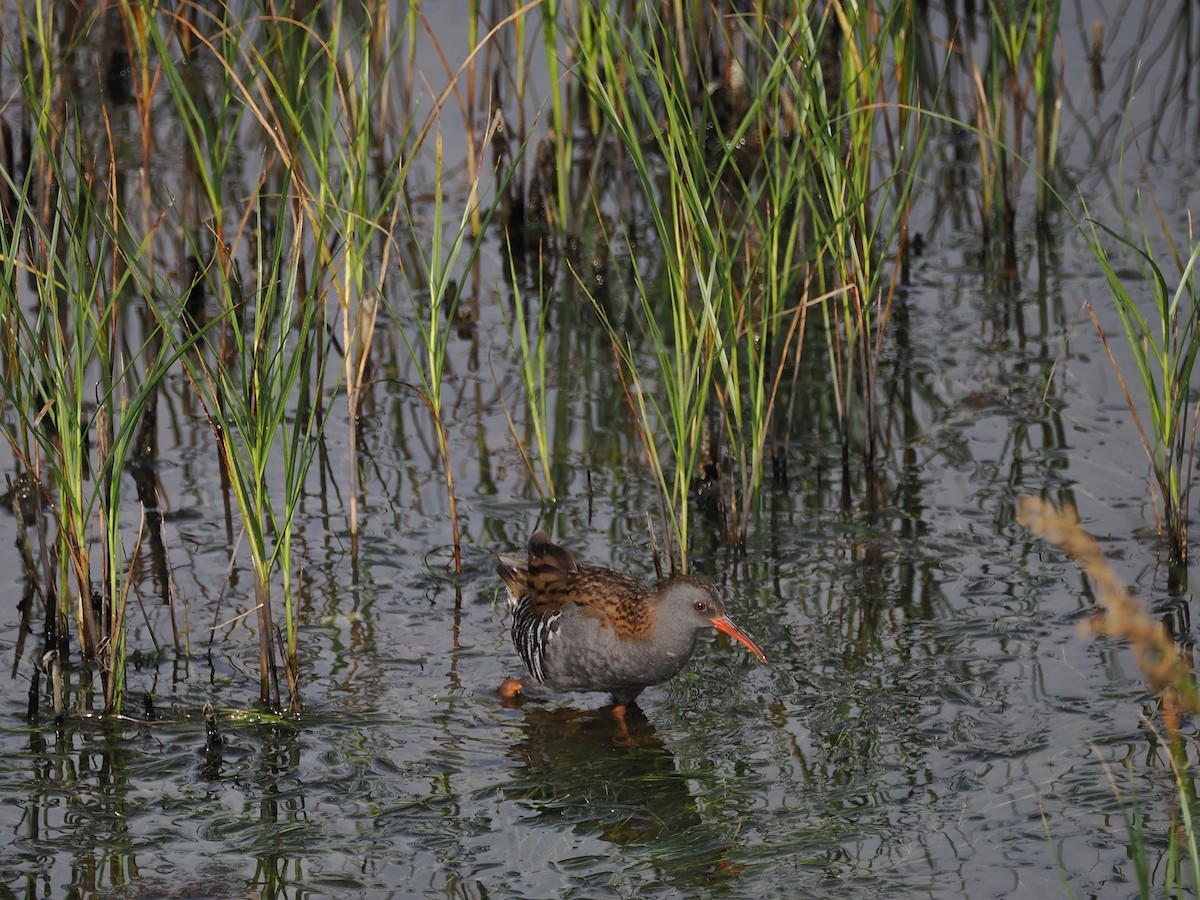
<box><xmin>503</xmin><ymin>530</ymin><xmax>658</xmax><ymax>640</ymax></box>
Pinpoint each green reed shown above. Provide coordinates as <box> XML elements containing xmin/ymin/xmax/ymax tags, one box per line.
<box><xmin>386</xmin><ymin>1</ymin><xmax>538</xmax><ymax>568</ymax></box>
<box><xmin>143</xmin><ymin>2</ymin><xmax>408</xmax><ymax>713</ymax></box>
<box><xmin>309</xmin><ymin>4</ymin><xmax>411</xmax><ymax>554</ymax></box>
<box><xmin>1165</xmin><ymin>760</ymin><xmax>1200</xmax><ymax>897</ymax></box>
<box><xmin>500</xmin><ymin>244</ymin><xmax>557</xmax><ymax>500</ymax></box>
<box><xmin>578</xmin><ymin>3</ymin><xmax>787</xmax><ymax>554</ymax></box>
<box><xmin>398</xmin><ymin>128</ymin><xmax>468</xmax><ymax>572</ymax></box>
<box><xmin>0</xmin><ymin>1</ymin><xmax>180</xmax><ymax>714</ymax></box>
<box><xmin>1030</xmin><ymin>0</ymin><xmax>1062</xmax><ymax>222</ymax></box>
<box><xmin>564</xmin><ymin>2</ymin><xmax>925</xmax><ymax>552</ymax></box>
<box><xmin>394</xmin><ymin>118</ymin><xmax>508</xmax><ymax>573</ymax></box>
<box><xmin>1082</xmin><ymin>199</ymin><xmax>1200</xmax><ymax>567</ymax></box>
<box><xmin>572</xmin><ymin>4</ymin><xmax>730</xmax><ymax>559</ymax></box>
<box><xmin>808</xmin><ymin>1</ymin><xmax>927</xmax><ymax>502</ymax></box>
<box><xmin>705</xmin><ymin>11</ymin><xmax>823</xmax><ymax>542</ymax></box>
<box><xmin>968</xmin><ymin>0</ymin><xmax>1062</xmax><ymax>258</ymax></box>
<box><xmin>539</xmin><ymin>0</ymin><xmax>573</xmax><ymax>234</ymax></box>
<box><xmin>1061</xmin><ymin>80</ymin><xmax>1198</xmax><ymax>568</ymax></box>
<box><xmin>753</xmin><ymin>0</ymin><xmax>926</xmax><ymax>513</ymax></box>
<box><xmin>1097</xmin><ymin>751</ymin><xmax>1200</xmax><ymax>898</ymax></box>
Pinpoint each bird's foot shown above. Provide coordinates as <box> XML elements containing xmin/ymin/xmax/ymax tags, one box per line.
<box><xmin>498</xmin><ymin>677</ymin><xmax>525</xmax><ymax>708</ymax></box>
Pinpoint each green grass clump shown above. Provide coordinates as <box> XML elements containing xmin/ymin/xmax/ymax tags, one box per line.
<box><xmin>0</xmin><ymin>2</ymin><xmax>181</xmax><ymax>715</ymax></box>
<box><xmin>1082</xmin><ymin>195</ymin><xmax>1200</xmax><ymax>567</ymax></box>
<box><xmin>557</xmin><ymin>1</ymin><xmax>928</xmax><ymax>555</ymax></box>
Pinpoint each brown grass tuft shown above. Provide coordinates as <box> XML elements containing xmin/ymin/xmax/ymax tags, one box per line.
<box><xmin>1017</xmin><ymin>496</ymin><xmax>1200</xmax><ymax>728</ymax></box>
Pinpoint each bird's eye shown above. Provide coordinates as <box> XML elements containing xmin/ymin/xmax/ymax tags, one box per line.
<box><xmin>693</xmin><ymin>600</ymin><xmax>708</xmax><ymax>613</ymax></box>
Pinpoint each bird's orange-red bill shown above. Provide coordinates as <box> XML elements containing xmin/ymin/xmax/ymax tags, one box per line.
<box><xmin>712</xmin><ymin>616</ymin><xmax>768</xmax><ymax>663</ymax></box>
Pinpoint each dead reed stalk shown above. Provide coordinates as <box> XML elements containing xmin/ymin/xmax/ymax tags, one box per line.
<box><xmin>1017</xmin><ymin>496</ymin><xmax>1200</xmax><ymax>727</ymax></box>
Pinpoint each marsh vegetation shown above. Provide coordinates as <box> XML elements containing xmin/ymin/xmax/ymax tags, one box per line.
<box><xmin>1</xmin><ymin>1</ymin><xmax>1199</xmax><ymax>895</ymax></box>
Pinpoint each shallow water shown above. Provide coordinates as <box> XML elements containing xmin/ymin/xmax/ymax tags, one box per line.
<box><xmin>2</xmin><ymin>1</ymin><xmax>1200</xmax><ymax>898</ymax></box>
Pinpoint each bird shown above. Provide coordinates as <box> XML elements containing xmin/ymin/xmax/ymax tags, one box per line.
<box><xmin>496</xmin><ymin>530</ymin><xmax>767</xmax><ymax>706</ymax></box>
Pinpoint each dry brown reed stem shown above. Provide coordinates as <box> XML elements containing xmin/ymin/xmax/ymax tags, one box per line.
<box><xmin>1017</xmin><ymin>496</ymin><xmax>1200</xmax><ymax>722</ymax></box>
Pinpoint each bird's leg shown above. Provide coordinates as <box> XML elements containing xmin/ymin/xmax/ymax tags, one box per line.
<box><xmin>608</xmin><ymin>701</ymin><xmax>634</xmax><ymax>743</ymax></box>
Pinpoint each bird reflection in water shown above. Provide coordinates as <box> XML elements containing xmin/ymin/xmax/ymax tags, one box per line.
<box><xmin>503</xmin><ymin>703</ymin><xmax>743</xmax><ymax>886</ymax></box>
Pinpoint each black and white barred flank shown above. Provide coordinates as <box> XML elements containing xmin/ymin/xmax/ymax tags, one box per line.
<box><xmin>510</xmin><ymin>598</ymin><xmax>560</xmax><ymax>685</ymax></box>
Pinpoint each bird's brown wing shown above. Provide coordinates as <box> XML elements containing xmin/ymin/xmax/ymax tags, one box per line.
<box><xmin>503</xmin><ymin>531</ymin><xmax>656</xmax><ymax>640</ymax></box>
<box><xmin>570</xmin><ymin>566</ymin><xmax>656</xmax><ymax>640</ymax></box>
